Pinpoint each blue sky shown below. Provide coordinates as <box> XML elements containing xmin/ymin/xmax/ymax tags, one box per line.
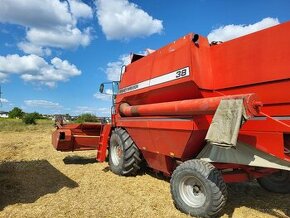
<box><xmin>0</xmin><ymin>0</ymin><xmax>290</xmax><ymax>116</ymax></box>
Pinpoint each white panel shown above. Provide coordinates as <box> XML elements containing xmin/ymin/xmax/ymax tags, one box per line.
<box><xmin>119</xmin><ymin>66</ymin><xmax>190</xmax><ymax>94</ymax></box>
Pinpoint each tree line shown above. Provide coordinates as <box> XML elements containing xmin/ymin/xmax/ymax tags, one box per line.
<box><xmin>6</xmin><ymin>107</ymin><xmax>101</xmax><ymax>125</ymax></box>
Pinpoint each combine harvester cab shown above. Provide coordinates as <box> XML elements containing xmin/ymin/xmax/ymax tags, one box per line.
<box><xmin>52</xmin><ymin>21</ymin><xmax>290</xmax><ymax>218</ymax></box>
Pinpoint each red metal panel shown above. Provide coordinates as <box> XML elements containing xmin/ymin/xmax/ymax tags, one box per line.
<box><xmin>51</xmin><ymin>123</ymin><xmax>103</xmax><ymax>152</ymax></box>
<box><xmin>241</xmin><ymin>117</ymin><xmax>290</xmax><ymax>132</ymax></box>
<box><xmin>211</xmin><ymin>21</ymin><xmax>290</xmax><ymax>89</ymax></box>
<box><xmin>118</xmin><ymin>81</ymin><xmax>201</xmax><ymax>105</ymax></box>
<box><xmin>149</xmin><ymin>128</ymin><xmax>192</xmax><ymax>157</ymax></box>
<box><xmin>126</xmin><ymin>127</ymin><xmax>155</xmax><ymax>151</ymax></box>
<box><xmin>116</xmin><ymin>34</ymin><xmax>200</xmax><ymax>105</ymax></box>
<box><xmin>97</xmin><ymin>124</ymin><xmax>112</xmax><ymax>162</ymax></box>
<box><xmin>182</xmin><ymin>130</ymin><xmax>207</xmax><ymax>160</ymax></box>
<box><xmin>141</xmin><ymin>150</ymin><xmax>176</xmax><ymax>175</ymax></box>
<box><xmin>189</xmin><ymin>36</ymin><xmax>213</xmax><ymax>89</ymax></box>
<box><xmin>120</xmin><ymin>53</ymin><xmax>155</xmax><ymax>89</ymax></box>
<box><xmin>52</xmin><ymin>129</ymin><xmax>73</xmax><ymax>151</ymax></box>
<box><xmin>239</xmin><ymin>131</ymin><xmax>288</xmax><ymax>161</ymax></box>
<box><xmin>123</xmin><ymin>119</ymin><xmax>196</xmax><ymax>158</ymax></box>
<box><xmin>150</xmin><ymin>35</ymin><xmax>191</xmax><ymax>78</ymax></box>
<box><xmin>73</xmin><ymin>135</ymin><xmax>100</xmax><ymax>150</ymax></box>
<box><xmin>121</xmin><ymin>118</ymin><xmax>207</xmax><ymax>160</ymax></box>
<box><xmin>201</xmin><ymin>80</ymin><xmax>290</xmax><ymax>116</ymax></box>
<box><xmin>117</xmin><ymin>117</ymin><xmax>195</xmax><ymax>130</ymax></box>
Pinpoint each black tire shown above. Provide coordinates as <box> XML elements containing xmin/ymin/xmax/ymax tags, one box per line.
<box><xmin>109</xmin><ymin>128</ymin><xmax>142</xmax><ymax>176</ymax></box>
<box><xmin>170</xmin><ymin>159</ymin><xmax>227</xmax><ymax>218</ymax></box>
<box><xmin>257</xmin><ymin>170</ymin><xmax>290</xmax><ymax>194</ymax></box>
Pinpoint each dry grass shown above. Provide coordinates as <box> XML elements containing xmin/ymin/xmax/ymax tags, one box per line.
<box><xmin>0</xmin><ymin>118</ymin><xmax>53</xmax><ymax>132</ymax></box>
<box><xmin>0</xmin><ymin>120</ymin><xmax>289</xmax><ymax>218</ymax></box>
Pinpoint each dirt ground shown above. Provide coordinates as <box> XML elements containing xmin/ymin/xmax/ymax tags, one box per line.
<box><xmin>0</xmin><ymin>123</ymin><xmax>289</xmax><ymax>218</ymax></box>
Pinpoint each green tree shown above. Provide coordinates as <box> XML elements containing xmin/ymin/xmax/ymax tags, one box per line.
<box><xmin>30</xmin><ymin>112</ymin><xmax>43</xmax><ymax>119</ymax></box>
<box><xmin>76</xmin><ymin>113</ymin><xmax>99</xmax><ymax>123</ymax></box>
<box><xmin>8</xmin><ymin>107</ymin><xmax>24</xmax><ymax>119</ymax></box>
<box><xmin>22</xmin><ymin>113</ymin><xmax>37</xmax><ymax>125</ymax></box>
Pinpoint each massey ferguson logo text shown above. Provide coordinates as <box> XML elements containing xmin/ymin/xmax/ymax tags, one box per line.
<box><xmin>119</xmin><ymin>84</ymin><xmax>139</xmax><ymax>94</ymax></box>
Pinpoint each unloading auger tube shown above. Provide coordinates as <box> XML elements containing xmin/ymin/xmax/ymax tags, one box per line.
<box><xmin>119</xmin><ymin>93</ymin><xmax>262</xmax><ymax>117</ymax></box>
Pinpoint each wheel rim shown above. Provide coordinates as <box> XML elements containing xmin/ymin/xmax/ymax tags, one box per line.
<box><xmin>179</xmin><ymin>175</ymin><xmax>206</xmax><ymax>208</ymax></box>
<box><xmin>111</xmin><ymin>142</ymin><xmax>122</xmax><ymax>166</ymax></box>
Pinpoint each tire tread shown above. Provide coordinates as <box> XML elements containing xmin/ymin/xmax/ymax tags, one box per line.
<box><xmin>109</xmin><ymin>128</ymin><xmax>142</xmax><ymax>176</ymax></box>
<box><xmin>170</xmin><ymin>159</ymin><xmax>227</xmax><ymax>218</ymax></box>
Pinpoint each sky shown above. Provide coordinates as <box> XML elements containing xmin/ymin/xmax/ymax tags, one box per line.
<box><xmin>0</xmin><ymin>0</ymin><xmax>290</xmax><ymax>116</ymax></box>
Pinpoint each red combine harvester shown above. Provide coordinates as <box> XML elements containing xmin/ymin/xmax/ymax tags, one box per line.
<box><xmin>52</xmin><ymin>22</ymin><xmax>290</xmax><ymax>217</ymax></box>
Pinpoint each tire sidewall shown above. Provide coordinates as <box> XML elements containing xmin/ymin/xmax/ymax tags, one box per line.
<box><xmin>171</xmin><ymin>168</ymin><xmax>214</xmax><ymax>216</ymax></box>
<box><xmin>109</xmin><ymin>130</ymin><xmax>125</xmax><ymax>175</ymax></box>
<box><xmin>258</xmin><ymin>170</ymin><xmax>290</xmax><ymax>194</ymax></box>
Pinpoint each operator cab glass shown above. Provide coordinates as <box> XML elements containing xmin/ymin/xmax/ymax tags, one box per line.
<box><xmin>112</xmin><ymin>81</ymin><xmax>119</xmax><ymax>95</ymax></box>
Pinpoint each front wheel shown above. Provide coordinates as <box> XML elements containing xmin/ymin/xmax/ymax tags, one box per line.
<box><xmin>257</xmin><ymin>170</ymin><xmax>290</xmax><ymax>194</ymax></box>
<box><xmin>170</xmin><ymin>159</ymin><xmax>227</xmax><ymax>218</ymax></box>
<box><xmin>109</xmin><ymin>128</ymin><xmax>142</xmax><ymax>176</ymax></box>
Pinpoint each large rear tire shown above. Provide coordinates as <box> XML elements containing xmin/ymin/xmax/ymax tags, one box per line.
<box><xmin>170</xmin><ymin>159</ymin><xmax>227</xmax><ymax>218</ymax></box>
<box><xmin>109</xmin><ymin>128</ymin><xmax>142</xmax><ymax>176</ymax></box>
<box><xmin>257</xmin><ymin>170</ymin><xmax>290</xmax><ymax>194</ymax></box>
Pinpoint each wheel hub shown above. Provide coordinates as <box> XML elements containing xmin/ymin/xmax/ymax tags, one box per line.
<box><xmin>193</xmin><ymin>185</ymin><xmax>200</xmax><ymax>194</ymax></box>
<box><xmin>111</xmin><ymin>143</ymin><xmax>122</xmax><ymax>166</ymax></box>
<box><xmin>179</xmin><ymin>176</ymin><xmax>206</xmax><ymax>208</ymax></box>
<box><xmin>117</xmin><ymin>147</ymin><xmax>122</xmax><ymax>157</ymax></box>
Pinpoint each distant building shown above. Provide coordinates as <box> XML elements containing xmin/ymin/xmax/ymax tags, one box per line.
<box><xmin>0</xmin><ymin>111</ymin><xmax>8</xmax><ymax>118</ymax></box>
<box><xmin>42</xmin><ymin>114</ymin><xmax>54</xmax><ymax>120</ymax></box>
<box><xmin>70</xmin><ymin>116</ymin><xmax>79</xmax><ymax>121</ymax></box>
<box><xmin>52</xmin><ymin>114</ymin><xmax>72</xmax><ymax>122</ymax></box>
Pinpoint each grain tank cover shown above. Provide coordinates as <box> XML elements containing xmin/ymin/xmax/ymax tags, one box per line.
<box><xmin>117</xmin><ymin>33</ymin><xmax>213</xmax><ymax>105</ymax></box>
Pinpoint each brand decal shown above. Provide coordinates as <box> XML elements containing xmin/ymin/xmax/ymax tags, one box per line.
<box><xmin>119</xmin><ymin>67</ymin><xmax>190</xmax><ymax>94</ymax></box>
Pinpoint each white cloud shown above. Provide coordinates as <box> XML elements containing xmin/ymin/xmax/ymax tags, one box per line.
<box><xmin>0</xmin><ymin>0</ymin><xmax>72</xmax><ymax>29</ymax></box>
<box><xmin>207</xmin><ymin>17</ymin><xmax>280</xmax><ymax>42</ymax></box>
<box><xmin>96</xmin><ymin>0</ymin><xmax>163</xmax><ymax>40</ymax></box>
<box><xmin>105</xmin><ymin>54</ymin><xmax>131</xmax><ymax>81</ymax></box>
<box><xmin>94</xmin><ymin>88</ymin><xmax>113</xmax><ymax>101</ymax></box>
<box><xmin>25</xmin><ymin>27</ymin><xmax>92</xmax><ymax>49</ymax></box>
<box><xmin>0</xmin><ymin>54</ymin><xmax>47</xmax><ymax>73</ymax></box>
<box><xmin>18</xmin><ymin>42</ymin><xmax>52</xmax><ymax>57</ymax></box>
<box><xmin>0</xmin><ymin>98</ymin><xmax>9</xmax><ymax>103</ymax></box>
<box><xmin>74</xmin><ymin>106</ymin><xmax>110</xmax><ymax>116</ymax></box>
<box><xmin>69</xmin><ymin>0</ymin><xmax>93</xmax><ymax>19</ymax></box>
<box><xmin>0</xmin><ymin>0</ymin><xmax>93</xmax><ymax>55</ymax></box>
<box><xmin>101</xmin><ymin>50</ymin><xmax>151</xmax><ymax>85</ymax></box>
<box><xmin>0</xmin><ymin>54</ymin><xmax>81</xmax><ymax>87</ymax></box>
<box><xmin>0</xmin><ymin>72</ymin><xmax>8</xmax><ymax>82</ymax></box>
<box><xmin>24</xmin><ymin>99</ymin><xmax>62</xmax><ymax>108</ymax></box>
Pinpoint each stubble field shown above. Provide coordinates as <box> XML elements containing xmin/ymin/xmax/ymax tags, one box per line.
<box><xmin>0</xmin><ymin>119</ymin><xmax>289</xmax><ymax>218</ymax></box>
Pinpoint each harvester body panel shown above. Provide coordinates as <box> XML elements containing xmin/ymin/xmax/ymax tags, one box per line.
<box><xmin>52</xmin><ymin>22</ymin><xmax>290</xmax><ymax>175</ymax></box>
<box><xmin>113</xmin><ymin>22</ymin><xmax>290</xmax><ymax>174</ymax></box>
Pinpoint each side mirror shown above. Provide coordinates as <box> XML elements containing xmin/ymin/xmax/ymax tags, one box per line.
<box><xmin>99</xmin><ymin>82</ymin><xmax>118</xmax><ymax>95</ymax></box>
<box><xmin>99</xmin><ymin>83</ymin><xmax>104</xmax><ymax>93</ymax></box>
